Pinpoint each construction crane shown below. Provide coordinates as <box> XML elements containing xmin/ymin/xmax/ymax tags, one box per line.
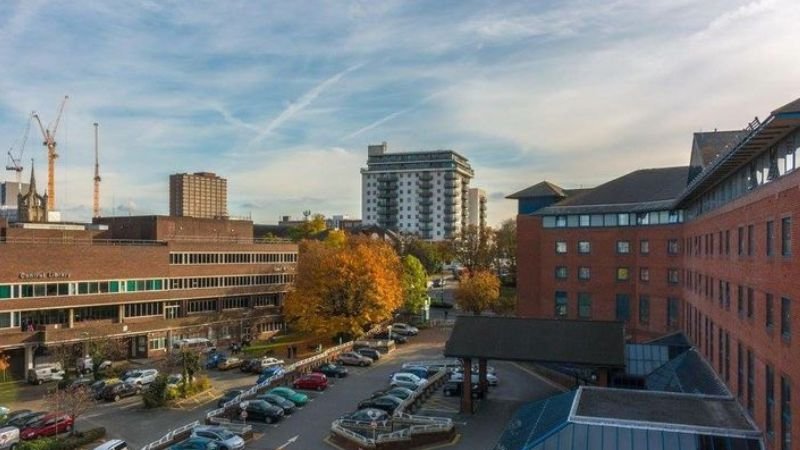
<box><xmin>93</xmin><ymin>123</ymin><xmax>101</xmax><ymax>218</ymax></box>
<box><xmin>5</xmin><ymin>112</ymin><xmax>33</xmax><ymax>184</ymax></box>
<box><xmin>32</xmin><ymin>95</ymin><xmax>69</xmax><ymax>210</ymax></box>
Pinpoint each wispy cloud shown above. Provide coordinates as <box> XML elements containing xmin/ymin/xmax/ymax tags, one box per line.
<box><xmin>343</xmin><ymin>90</ymin><xmax>448</xmax><ymax>140</ymax></box>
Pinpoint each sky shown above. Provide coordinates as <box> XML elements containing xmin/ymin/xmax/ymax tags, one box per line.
<box><xmin>0</xmin><ymin>0</ymin><xmax>798</xmax><ymax>227</ymax></box>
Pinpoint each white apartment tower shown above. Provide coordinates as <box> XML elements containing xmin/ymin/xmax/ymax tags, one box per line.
<box><xmin>361</xmin><ymin>142</ymin><xmax>474</xmax><ymax>240</ymax></box>
<box><xmin>467</xmin><ymin>188</ymin><xmax>487</xmax><ymax>230</ymax></box>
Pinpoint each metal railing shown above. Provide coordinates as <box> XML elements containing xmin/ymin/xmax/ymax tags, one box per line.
<box><xmin>141</xmin><ymin>421</ymin><xmax>199</xmax><ymax>450</ymax></box>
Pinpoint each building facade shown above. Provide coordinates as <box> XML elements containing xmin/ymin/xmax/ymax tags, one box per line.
<box><xmin>515</xmin><ymin>98</ymin><xmax>800</xmax><ymax>449</ymax></box>
<box><xmin>169</xmin><ymin>172</ymin><xmax>228</xmax><ymax>219</ymax></box>
<box><xmin>467</xmin><ymin>188</ymin><xmax>487</xmax><ymax>230</ymax></box>
<box><xmin>0</xmin><ymin>181</ymin><xmax>29</xmax><ymax>222</ymax></box>
<box><xmin>0</xmin><ymin>215</ymin><xmax>296</xmax><ymax>378</ymax></box>
<box><xmin>361</xmin><ymin>142</ymin><xmax>474</xmax><ymax>240</ymax></box>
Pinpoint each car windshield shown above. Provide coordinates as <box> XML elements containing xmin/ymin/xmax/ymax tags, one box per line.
<box><xmin>214</xmin><ymin>430</ymin><xmax>235</xmax><ymax>440</ymax></box>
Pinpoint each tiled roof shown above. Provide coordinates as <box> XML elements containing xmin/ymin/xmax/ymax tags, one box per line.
<box><xmin>506</xmin><ymin>181</ymin><xmax>569</xmax><ymax>199</ymax></box>
<box><xmin>444</xmin><ymin>316</ymin><xmax>626</xmax><ymax>367</ymax></box>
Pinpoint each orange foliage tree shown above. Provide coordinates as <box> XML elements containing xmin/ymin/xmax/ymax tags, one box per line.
<box><xmin>284</xmin><ymin>237</ymin><xmax>404</xmax><ymax>337</ymax></box>
<box><xmin>455</xmin><ymin>270</ymin><xmax>501</xmax><ymax>315</ymax></box>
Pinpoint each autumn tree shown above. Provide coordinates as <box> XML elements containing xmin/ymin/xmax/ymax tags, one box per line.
<box><xmin>86</xmin><ymin>337</ymin><xmax>127</xmax><ymax>380</ymax></box>
<box><xmin>450</xmin><ymin>225</ymin><xmax>494</xmax><ymax>275</ymax></box>
<box><xmin>0</xmin><ymin>353</ymin><xmax>10</xmax><ymax>382</ymax></box>
<box><xmin>284</xmin><ymin>237</ymin><xmax>404</xmax><ymax>337</ymax></box>
<box><xmin>325</xmin><ymin>229</ymin><xmax>347</xmax><ymax>248</ymax></box>
<box><xmin>401</xmin><ymin>255</ymin><xmax>428</xmax><ymax>314</ymax></box>
<box><xmin>45</xmin><ymin>385</ymin><xmax>95</xmax><ymax>436</ymax></box>
<box><xmin>455</xmin><ymin>270</ymin><xmax>501</xmax><ymax>315</ymax></box>
<box><xmin>288</xmin><ymin>213</ymin><xmax>328</xmax><ymax>241</ymax></box>
<box><xmin>404</xmin><ymin>238</ymin><xmax>445</xmax><ymax>275</ymax></box>
<box><xmin>493</xmin><ymin>219</ymin><xmax>517</xmax><ymax>286</ymax></box>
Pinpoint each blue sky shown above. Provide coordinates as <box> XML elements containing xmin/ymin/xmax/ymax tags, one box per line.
<box><xmin>0</xmin><ymin>0</ymin><xmax>798</xmax><ymax>226</ymax></box>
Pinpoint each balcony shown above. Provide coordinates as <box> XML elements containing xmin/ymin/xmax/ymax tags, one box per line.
<box><xmin>418</xmin><ymin>199</ymin><xmax>433</xmax><ymax>207</ymax></box>
<box><xmin>444</xmin><ymin>190</ymin><xmax>459</xmax><ymax>198</ymax></box>
<box><xmin>377</xmin><ymin>191</ymin><xmax>398</xmax><ymax>199</ymax></box>
<box><xmin>417</xmin><ymin>181</ymin><xmax>434</xmax><ymax>190</ymax></box>
<box><xmin>419</xmin><ymin>216</ymin><xmax>433</xmax><ymax>224</ymax></box>
<box><xmin>377</xmin><ymin>207</ymin><xmax>399</xmax><ymax>215</ymax></box>
<box><xmin>377</xmin><ymin>174</ymin><xmax>398</xmax><ymax>182</ymax></box>
<box><xmin>419</xmin><ymin>174</ymin><xmax>433</xmax><ymax>182</ymax></box>
<box><xmin>444</xmin><ymin>225</ymin><xmax>457</xmax><ymax>234</ymax></box>
<box><xmin>417</xmin><ymin>206</ymin><xmax>433</xmax><ymax>215</ymax></box>
<box><xmin>444</xmin><ymin>215</ymin><xmax>458</xmax><ymax>223</ymax></box>
<box><xmin>444</xmin><ymin>173</ymin><xmax>458</xmax><ymax>181</ymax></box>
<box><xmin>444</xmin><ymin>181</ymin><xmax>459</xmax><ymax>190</ymax></box>
<box><xmin>419</xmin><ymin>191</ymin><xmax>433</xmax><ymax>198</ymax></box>
<box><xmin>420</xmin><ymin>225</ymin><xmax>433</xmax><ymax>233</ymax></box>
<box><xmin>377</xmin><ymin>199</ymin><xmax>398</xmax><ymax>208</ymax></box>
<box><xmin>378</xmin><ymin>182</ymin><xmax>398</xmax><ymax>190</ymax></box>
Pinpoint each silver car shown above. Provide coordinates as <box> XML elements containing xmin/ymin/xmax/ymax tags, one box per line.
<box><xmin>192</xmin><ymin>426</ymin><xmax>245</xmax><ymax>450</ymax></box>
<box><xmin>337</xmin><ymin>351</ymin><xmax>373</xmax><ymax>367</ymax></box>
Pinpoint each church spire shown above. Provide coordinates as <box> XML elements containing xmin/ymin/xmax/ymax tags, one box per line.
<box><xmin>29</xmin><ymin>159</ymin><xmax>36</xmax><ymax>194</ymax></box>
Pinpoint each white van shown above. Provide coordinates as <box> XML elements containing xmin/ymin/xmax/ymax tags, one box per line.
<box><xmin>172</xmin><ymin>338</ymin><xmax>216</xmax><ymax>353</ymax></box>
<box><xmin>27</xmin><ymin>363</ymin><xmax>65</xmax><ymax>385</ymax></box>
<box><xmin>0</xmin><ymin>426</ymin><xmax>19</xmax><ymax>450</ymax></box>
<box><xmin>92</xmin><ymin>440</ymin><xmax>128</xmax><ymax>450</ymax></box>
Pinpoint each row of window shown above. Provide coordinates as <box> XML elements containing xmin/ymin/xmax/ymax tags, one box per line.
<box><xmin>686</xmin><ymin>270</ymin><xmax>792</xmax><ymax>339</ymax></box>
<box><xmin>687</xmin><ymin>129</ymin><xmax>800</xmax><ymax>219</ymax></box>
<box><xmin>0</xmin><ymin>279</ymin><xmax>166</xmax><ymax>300</ymax></box>
<box><xmin>687</xmin><ymin>304</ymin><xmax>792</xmax><ymax>450</ymax></box>
<box><xmin>169</xmin><ymin>252</ymin><xmax>298</xmax><ymax>265</ymax></box>
<box><xmin>552</xmin><ymin>291</ymin><xmax>679</xmax><ymax>327</ymax></box>
<box><xmin>554</xmin><ymin>239</ymin><xmax>680</xmax><ymax>256</ymax></box>
<box><xmin>687</xmin><ymin>217</ymin><xmax>792</xmax><ymax>259</ymax></box>
<box><xmin>0</xmin><ymin>274</ymin><xmax>294</xmax><ymax>300</ymax></box>
<box><xmin>554</xmin><ymin>266</ymin><xmax>680</xmax><ymax>284</ymax></box>
<box><xmin>542</xmin><ymin>210</ymin><xmax>684</xmax><ymax>229</ymax></box>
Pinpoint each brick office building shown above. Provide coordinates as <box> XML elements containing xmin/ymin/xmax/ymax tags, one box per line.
<box><xmin>0</xmin><ymin>214</ymin><xmax>296</xmax><ymax>378</ymax></box>
<box><xmin>515</xmin><ymin>97</ymin><xmax>800</xmax><ymax>449</ymax></box>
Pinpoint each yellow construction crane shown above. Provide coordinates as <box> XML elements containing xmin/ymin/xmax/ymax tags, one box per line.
<box><xmin>32</xmin><ymin>95</ymin><xmax>69</xmax><ymax>210</ymax></box>
<box><xmin>93</xmin><ymin>122</ymin><xmax>101</xmax><ymax>218</ymax></box>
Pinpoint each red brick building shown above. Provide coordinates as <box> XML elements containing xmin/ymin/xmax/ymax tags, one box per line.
<box><xmin>515</xmin><ymin>97</ymin><xmax>800</xmax><ymax>449</ymax></box>
<box><xmin>0</xmin><ymin>215</ymin><xmax>296</xmax><ymax>378</ymax></box>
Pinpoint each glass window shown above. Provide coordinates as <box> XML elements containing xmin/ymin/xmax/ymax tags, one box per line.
<box><xmin>639</xmin><ymin>296</ymin><xmax>650</xmax><ymax>325</ymax></box>
<box><xmin>604</xmin><ymin>214</ymin><xmax>617</xmax><ymax>226</ymax></box>
<box><xmin>578</xmin><ymin>267</ymin><xmax>591</xmax><ymax>280</ymax></box>
<box><xmin>567</xmin><ymin>215</ymin><xmax>579</xmax><ymax>227</ymax></box>
<box><xmin>542</xmin><ymin>216</ymin><xmax>556</xmax><ymax>228</ymax></box>
<box><xmin>554</xmin><ymin>291</ymin><xmax>568</xmax><ymax>318</ymax></box>
<box><xmin>616</xmin><ymin>267</ymin><xmax>630</xmax><ymax>281</ymax></box>
<box><xmin>578</xmin><ymin>293</ymin><xmax>591</xmax><ymax>319</ymax></box>
<box><xmin>578</xmin><ymin>215</ymin><xmax>590</xmax><ymax>227</ymax></box>
<box><xmin>616</xmin><ymin>241</ymin><xmax>630</xmax><ymax>254</ymax></box>
<box><xmin>590</xmin><ymin>215</ymin><xmax>603</xmax><ymax>227</ymax></box>
<box><xmin>782</xmin><ymin>217</ymin><xmax>792</xmax><ymax>256</ymax></box>
<box><xmin>555</xmin><ymin>216</ymin><xmax>567</xmax><ymax>227</ymax></box>
<box><xmin>767</xmin><ymin>294</ymin><xmax>774</xmax><ymax>329</ymax></box>
<box><xmin>668</xmin><ymin>297</ymin><xmax>679</xmax><ymax>328</ymax></box>
<box><xmin>781</xmin><ymin>297</ymin><xmax>791</xmax><ymax>339</ymax></box>
<box><xmin>767</xmin><ymin>221</ymin><xmax>775</xmax><ymax>256</ymax></box>
<box><xmin>615</xmin><ymin>294</ymin><xmax>630</xmax><ymax>321</ymax></box>
<box><xmin>668</xmin><ymin>269</ymin><xmax>679</xmax><ymax>284</ymax></box>
<box><xmin>747</xmin><ymin>224</ymin><xmax>754</xmax><ymax>256</ymax></box>
<box><xmin>767</xmin><ymin>364</ymin><xmax>775</xmax><ymax>436</ymax></box>
<box><xmin>781</xmin><ymin>376</ymin><xmax>792</xmax><ymax>450</ymax></box>
<box><xmin>555</xmin><ymin>241</ymin><xmax>567</xmax><ymax>254</ymax></box>
<box><xmin>577</xmin><ymin>241</ymin><xmax>591</xmax><ymax>254</ymax></box>
<box><xmin>555</xmin><ymin>266</ymin><xmax>568</xmax><ymax>280</ymax></box>
<box><xmin>667</xmin><ymin>239</ymin><xmax>679</xmax><ymax>255</ymax></box>
<box><xmin>640</xmin><ymin>240</ymin><xmax>649</xmax><ymax>255</ymax></box>
<box><xmin>617</xmin><ymin>213</ymin><xmax>629</xmax><ymax>226</ymax></box>
<box><xmin>738</xmin><ymin>227</ymin><xmax>744</xmax><ymax>255</ymax></box>
<box><xmin>0</xmin><ymin>285</ymin><xmax>11</xmax><ymax>299</ymax></box>
<box><xmin>639</xmin><ymin>268</ymin><xmax>650</xmax><ymax>282</ymax></box>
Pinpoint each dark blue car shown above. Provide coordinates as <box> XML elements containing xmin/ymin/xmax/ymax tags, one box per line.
<box><xmin>256</xmin><ymin>366</ymin><xmax>285</xmax><ymax>385</ymax></box>
<box><xmin>206</xmin><ymin>353</ymin><xmax>224</xmax><ymax>369</ymax></box>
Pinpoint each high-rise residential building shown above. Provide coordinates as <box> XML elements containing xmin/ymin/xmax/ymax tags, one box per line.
<box><xmin>169</xmin><ymin>172</ymin><xmax>228</xmax><ymax>219</ymax></box>
<box><xmin>513</xmin><ymin>97</ymin><xmax>800</xmax><ymax>449</ymax></box>
<box><xmin>467</xmin><ymin>188</ymin><xmax>487</xmax><ymax>229</ymax></box>
<box><xmin>361</xmin><ymin>142</ymin><xmax>474</xmax><ymax>240</ymax></box>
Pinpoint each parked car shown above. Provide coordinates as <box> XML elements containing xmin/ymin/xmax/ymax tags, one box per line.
<box><xmin>443</xmin><ymin>381</ymin><xmax>484</xmax><ymax>398</ymax></box>
<box><xmin>20</xmin><ymin>414</ymin><xmax>73</xmax><ymax>440</ymax></box>
<box><xmin>192</xmin><ymin>426</ymin><xmax>244</xmax><ymax>450</ymax></box>
<box><xmin>217</xmin><ymin>389</ymin><xmax>244</xmax><ymax>408</ymax></box>
<box><xmin>390</xmin><ymin>323</ymin><xmax>419</xmax><ymax>336</ymax></box>
<box><xmin>256</xmin><ymin>366</ymin><xmax>285</xmax><ymax>385</ymax></box>
<box><xmin>341</xmin><ymin>408</ymin><xmax>390</xmax><ymax>423</ymax></box>
<box><xmin>59</xmin><ymin>376</ymin><xmax>94</xmax><ymax>391</ymax></box>
<box><xmin>375</xmin><ymin>332</ymin><xmax>407</xmax><ymax>344</ymax></box>
<box><xmin>292</xmin><ymin>373</ymin><xmax>327</xmax><ymax>391</ymax></box>
<box><xmin>452</xmin><ymin>364</ymin><xmax>497</xmax><ymax>374</ymax></box>
<box><xmin>90</xmin><ymin>379</ymin><xmax>119</xmax><ymax>400</ymax></box>
<box><xmin>255</xmin><ymin>394</ymin><xmax>295</xmax><ymax>415</ymax></box>
<box><xmin>336</xmin><ymin>352</ymin><xmax>372</xmax><ymax>367</ymax></box>
<box><xmin>239</xmin><ymin>359</ymin><xmax>260</xmax><ymax>373</ymax></box>
<box><xmin>391</xmin><ymin>367</ymin><xmax>428</xmax><ymax>381</ymax></box>
<box><xmin>205</xmin><ymin>353</ymin><xmax>225</xmax><ymax>369</ymax></box>
<box><xmin>370</xmin><ymin>387</ymin><xmax>414</xmax><ymax>401</ymax></box>
<box><xmin>259</xmin><ymin>357</ymin><xmax>285</xmax><ymax>368</ymax></box>
<box><xmin>356</xmin><ymin>348</ymin><xmax>382</xmax><ymax>361</ymax></box>
<box><xmin>92</xmin><ymin>439</ymin><xmax>129</xmax><ymax>450</ymax></box>
<box><xmin>27</xmin><ymin>364</ymin><xmax>64</xmax><ymax>385</ymax></box>
<box><xmin>1</xmin><ymin>410</ymin><xmax>31</xmax><ymax>426</ymax></box>
<box><xmin>168</xmin><ymin>437</ymin><xmax>219</xmax><ymax>450</ymax></box>
<box><xmin>241</xmin><ymin>400</ymin><xmax>284</xmax><ymax>424</ymax></box>
<box><xmin>267</xmin><ymin>387</ymin><xmax>308</xmax><ymax>407</ymax></box>
<box><xmin>313</xmin><ymin>363</ymin><xmax>348</xmax><ymax>378</ymax></box>
<box><xmin>216</xmin><ymin>357</ymin><xmax>243</xmax><ymax>371</ymax></box>
<box><xmin>102</xmin><ymin>382</ymin><xmax>140</xmax><ymax>402</ymax></box>
<box><xmin>0</xmin><ymin>426</ymin><xmax>19</xmax><ymax>450</ymax></box>
<box><xmin>7</xmin><ymin>412</ymin><xmax>47</xmax><ymax>429</ymax></box>
<box><xmin>357</xmin><ymin>395</ymin><xmax>403</xmax><ymax>414</ymax></box>
<box><xmin>166</xmin><ymin>374</ymin><xmax>186</xmax><ymax>387</ymax></box>
<box><xmin>123</xmin><ymin>369</ymin><xmax>158</xmax><ymax>386</ymax></box>
<box><xmin>389</xmin><ymin>373</ymin><xmax>427</xmax><ymax>390</ymax></box>
<box><xmin>449</xmin><ymin>371</ymin><xmax>499</xmax><ymax>386</ymax></box>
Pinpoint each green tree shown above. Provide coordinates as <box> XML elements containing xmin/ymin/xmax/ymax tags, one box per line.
<box><xmin>450</xmin><ymin>225</ymin><xmax>494</xmax><ymax>275</ymax></box>
<box><xmin>288</xmin><ymin>213</ymin><xmax>327</xmax><ymax>241</ymax></box>
<box><xmin>401</xmin><ymin>255</ymin><xmax>428</xmax><ymax>314</ymax></box>
<box><xmin>493</xmin><ymin>219</ymin><xmax>517</xmax><ymax>286</ymax></box>
<box><xmin>404</xmin><ymin>238</ymin><xmax>445</xmax><ymax>274</ymax></box>
<box><xmin>455</xmin><ymin>270</ymin><xmax>501</xmax><ymax>315</ymax></box>
<box><xmin>284</xmin><ymin>237</ymin><xmax>404</xmax><ymax>337</ymax></box>
<box><xmin>142</xmin><ymin>374</ymin><xmax>168</xmax><ymax>408</ymax></box>
<box><xmin>86</xmin><ymin>337</ymin><xmax>127</xmax><ymax>380</ymax></box>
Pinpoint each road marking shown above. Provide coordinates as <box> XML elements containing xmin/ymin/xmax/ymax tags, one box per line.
<box><xmin>322</xmin><ymin>436</ymin><xmax>347</xmax><ymax>450</ymax></box>
<box><xmin>509</xmin><ymin>362</ymin><xmax>568</xmax><ymax>392</ymax></box>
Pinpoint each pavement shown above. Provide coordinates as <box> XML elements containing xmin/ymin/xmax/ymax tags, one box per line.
<box><xmin>2</xmin><ymin>280</ymin><xmax>561</xmax><ymax>450</ymax></box>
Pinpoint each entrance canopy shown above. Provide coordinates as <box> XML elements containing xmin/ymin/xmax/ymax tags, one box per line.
<box><xmin>444</xmin><ymin>316</ymin><xmax>625</xmax><ymax>368</ymax></box>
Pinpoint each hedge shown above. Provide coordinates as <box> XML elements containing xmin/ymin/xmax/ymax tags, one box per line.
<box><xmin>17</xmin><ymin>428</ymin><xmax>106</xmax><ymax>450</ymax></box>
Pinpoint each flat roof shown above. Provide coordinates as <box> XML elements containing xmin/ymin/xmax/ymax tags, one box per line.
<box><xmin>444</xmin><ymin>316</ymin><xmax>625</xmax><ymax>368</ymax></box>
<box><xmin>572</xmin><ymin>387</ymin><xmax>760</xmax><ymax>438</ymax></box>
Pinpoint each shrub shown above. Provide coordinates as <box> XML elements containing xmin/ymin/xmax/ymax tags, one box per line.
<box><xmin>142</xmin><ymin>374</ymin><xmax>168</xmax><ymax>408</ymax></box>
<box><xmin>16</xmin><ymin>428</ymin><xmax>106</xmax><ymax>450</ymax></box>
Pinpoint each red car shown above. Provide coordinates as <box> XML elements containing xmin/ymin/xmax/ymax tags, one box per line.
<box><xmin>20</xmin><ymin>413</ymin><xmax>74</xmax><ymax>440</ymax></box>
<box><xmin>292</xmin><ymin>373</ymin><xmax>327</xmax><ymax>391</ymax></box>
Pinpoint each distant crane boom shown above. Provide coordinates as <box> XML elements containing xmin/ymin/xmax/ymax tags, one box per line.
<box><xmin>93</xmin><ymin>123</ymin><xmax>101</xmax><ymax>219</ymax></box>
<box><xmin>32</xmin><ymin>95</ymin><xmax>68</xmax><ymax>209</ymax></box>
<box><xmin>5</xmin><ymin>112</ymin><xmax>33</xmax><ymax>184</ymax></box>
